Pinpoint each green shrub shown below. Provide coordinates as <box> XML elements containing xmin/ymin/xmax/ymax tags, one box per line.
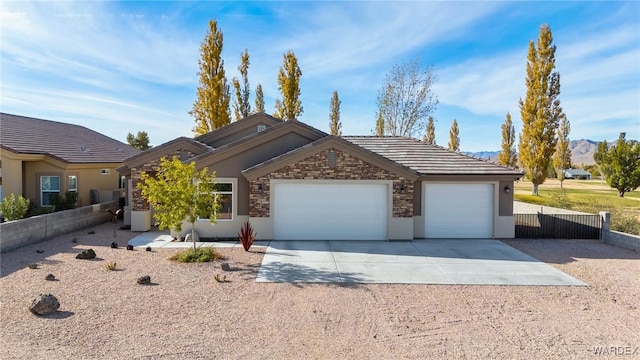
<box><xmin>610</xmin><ymin>210</ymin><xmax>640</xmax><ymax>236</ymax></box>
<box><xmin>50</xmin><ymin>191</ymin><xmax>78</xmax><ymax>212</ymax></box>
<box><xmin>169</xmin><ymin>247</ymin><xmax>222</xmax><ymax>263</ymax></box>
<box><xmin>549</xmin><ymin>190</ymin><xmax>572</xmax><ymax>210</ymax></box>
<box><xmin>0</xmin><ymin>194</ymin><xmax>30</xmax><ymax>221</ymax></box>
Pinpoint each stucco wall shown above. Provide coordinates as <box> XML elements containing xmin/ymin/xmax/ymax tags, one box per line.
<box><xmin>0</xmin><ymin>201</ymin><xmax>117</xmax><ymax>253</ymax></box>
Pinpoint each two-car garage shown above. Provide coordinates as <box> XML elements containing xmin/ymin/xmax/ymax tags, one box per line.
<box><xmin>273</xmin><ymin>182</ymin><xmax>388</xmax><ymax>240</ymax></box>
<box><xmin>269</xmin><ymin>181</ymin><xmax>496</xmax><ymax>240</ymax></box>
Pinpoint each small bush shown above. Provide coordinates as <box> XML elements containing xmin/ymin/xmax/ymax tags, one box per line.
<box><xmin>0</xmin><ymin>194</ymin><xmax>30</xmax><ymax>221</ymax></box>
<box><xmin>169</xmin><ymin>247</ymin><xmax>222</xmax><ymax>263</ymax></box>
<box><xmin>105</xmin><ymin>261</ymin><xmax>117</xmax><ymax>271</ymax></box>
<box><xmin>238</xmin><ymin>221</ymin><xmax>256</xmax><ymax>252</ymax></box>
<box><xmin>549</xmin><ymin>190</ymin><xmax>572</xmax><ymax>210</ymax></box>
<box><xmin>611</xmin><ymin>210</ymin><xmax>640</xmax><ymax>236</ymax></box>
<box><xmin>50</xmin><ymin>191</ymin><xmax>78</xmax><ymax>212</ymax></box>
<box><xmin>214</xmin><ymin>274</ymin><xmax>228</xmax><ymax>283</ymax></box>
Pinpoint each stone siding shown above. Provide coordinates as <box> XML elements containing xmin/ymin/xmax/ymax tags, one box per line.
<box><xmin>249</xmin><ymin>149</ymin><xmax>413</xmax><ymax>218</ymax></box>
<box><xmin>130</xmin><ymin>150</ymin><xmax>198</xmax><ymax>211</ymax></box>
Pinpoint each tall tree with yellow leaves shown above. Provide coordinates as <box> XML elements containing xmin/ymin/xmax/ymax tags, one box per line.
<box><xmin>232</xmin><ymin>49</ymin><xmax>251</xmax><ymax>120</ymax></box>
<box><xmin>498</xmin><ymin>112</ymin><xmax>517</xmax><ymax>167</ymax></box>
<box><xmin>448</xmin><ymin>119</ymin><xmax>460</xmax><ymax>152</ymax></box>
<box><xmin>518</xmin><ymin>24</ymin><xmax>564</xmax><ymax>195</ymax></box>
<box><xmin>553</xmin><ymin>114</ymin><xmax>571</xmax><ymax>187</ymax></box>
<box><xmin>274</xmin><ymin>51</ymin><xmax>303</xmax><ymax>120</ymax></box>
<box><xmin>423</xmin><ymin>116</ymin><xmax>436</xmax><ymax>144</ymax></box>
<box><xmin>190</xmin><ymin>20</ymin><xmax>231</xmax><ymax>135</ymax></box>
<box><xmin>254</xmin><ymin>84</ymin><xmax>265</xmax><ymax>113</ymax></box>
<box><xmin>329</xmin><ymin>91</ymin><xmax>342</xmax><ymax>136</ymax></box>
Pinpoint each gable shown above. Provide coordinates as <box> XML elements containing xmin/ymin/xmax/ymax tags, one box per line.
<box><xmin>242</xmin><ymin>136</ymin><xmax>419</xmax><ymax>181</ymax></box>
<box><xmin>192</xmin><ymin>120</ymin><xmax>327</xmax><ymax>171</ymax></box>
<box><xmin>194</xmin><ymin>112</ymin><xmax>282</xmax><ymax>148</ymax></box>
<box><xmin>116</xmin><ymin>137</ymin><xmax>211</xmax><ymax>175</ymax></box>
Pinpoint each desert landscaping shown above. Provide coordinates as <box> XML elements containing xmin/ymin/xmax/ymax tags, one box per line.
<box><xmin>1</xmin><ymin>222</ymin><xmax>639</xmax><ymax>359</ymax></box>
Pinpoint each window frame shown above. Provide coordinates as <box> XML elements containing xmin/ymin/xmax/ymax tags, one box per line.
<box><xmin>68</xmin><ymin>175</ymin><xmax>78</xmax><ymax>193</ymax></box>
<box><xmin>197</xmin><ymin>178</ymin><xmax>235</xmax><ymax>222</ymax></box>
<box><xmin>41</xmin><ymin>175</ymin><xmax>61</xmax><ymax>207</ymax></box>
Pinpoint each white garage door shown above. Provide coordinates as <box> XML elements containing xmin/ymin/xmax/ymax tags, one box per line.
<box><xmin>424</xmin><ymin>183</ymin><xmax>494</xmax><ymax>238</ymax></box>
<box><xmin>273</xmin><ymin>182</ymin><xmax>388</xmax><ymax>240</ymax></box>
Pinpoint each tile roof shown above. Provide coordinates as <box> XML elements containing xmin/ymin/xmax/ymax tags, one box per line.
<box><xmin>344</xmin><ymin>136</ymin><xmax>523</xmax><ymax>176</ymax></box>
<box><xmin>1</xmin><ymin>113</ymin><xmax>139</xmax><ymax>163</ymax></box>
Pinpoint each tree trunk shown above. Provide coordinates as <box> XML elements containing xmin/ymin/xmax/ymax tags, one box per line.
<box><xmin>532</xmin><ymin>183</ymin><xmax>539</xmax><ymax>196</ymax></box>
<box><xmin>619</xmin><ymin>191</ymin><xmax>625</xmax><ymax>198</ymax></box>
<box><xmin>559</xmin><ymin>180</ymin><xmax>563</xmax><ymax>188</ymax></box>
<box><xmin>191</xmin><ymin>225</ymin><xmax>196</xmax><ymax>251</ymax></box>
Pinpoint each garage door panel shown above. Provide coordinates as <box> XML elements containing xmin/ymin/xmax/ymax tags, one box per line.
<box><xmin>424</xmin><ymin>184</ymin><xmax>493</xmax><ymax>238</ymax></box>
<box><xmin>274</xmin><ymin>183</ymin><xmax>388</xmax><ymax>240</ymax></box>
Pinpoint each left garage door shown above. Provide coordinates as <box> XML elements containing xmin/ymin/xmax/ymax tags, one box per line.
<box><xmin>273</xmin><ymin>182</ymin><xmax>388</xmax><ymax>240</ymax></box>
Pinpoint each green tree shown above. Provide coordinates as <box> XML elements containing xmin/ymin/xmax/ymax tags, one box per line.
<box><xmin>593</xmin><ymin>140</ymin><xmax>609</xmax><ymax>184</ymax></box>
<box><xmin>552</xmin><ymin>114</ymin><xmax>571</xmax><ymax>188</ymax></box>
<box><xmin>254</xmin><ymin>83</ymin><xmax>265</xmax><ymax>113</ymax></box>
<box><xmin>126</xmin><ymin>131</ymin><xmax>151</xmax><ymax>150</ymax></box>
<box><xmin>274</xmin><ymin>51</ymin><xmax>303</xmax><ymax>120</ymax></box>
<box><xmin>375</xmin><ymin>113</ymin><xmax>384</xmax><ymax>136</ymax></box>
<box><xmin>518</xmin><ymin>24</ymin><xmax>564</xmax><ymax>195</ymax></box>
<box><xmin>0</xmin><ymin>194</ymin><xmax>30</xmax><ymax>221</ymax></box>
<box><xmin>376</xmin><ymin>58</ymin><xmax>438</xmax><ymax>137</ymax></box>
<box><xmin>498</xmin><ymin>112</ymin><xmax>517</xmax><ymax>167</ymax></box>
<box><xmin>137</xmin><ymin>157</ymin><xmax>219</xmax><ymax>250</ymax></box>
<box><xmin>329</xmin><ymin>91</ymin><xmax>342</xmax><ymax>136</ymax></box>
<box><xmin>190</xmin><ymin>19</ymin><xmax>231</xmax><ymax>135</ymax></box>
<box><xmin>232</xmin><ymin>49</ymin><xmax>251</xmax><ymax>120</ymax></box>
<box><xmin>448</xmin><ymin>119</ymin><xmax>460</xmax><ymax>152</ymax></box>
<box><xmin>423</xmin><ymin>116</ymin><xmax>436</xmax><ymax>145</ymax></box>
<box><xmin>598</xmin><ymin>133</ymin><xmax>640</xmax><ymax>197</ymax></box>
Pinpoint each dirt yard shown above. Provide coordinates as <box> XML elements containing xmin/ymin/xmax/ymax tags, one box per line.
<box><xmin>1</xmin><ymin>222</ymin><xmax>639</xmax><ymax>359</ymax></box>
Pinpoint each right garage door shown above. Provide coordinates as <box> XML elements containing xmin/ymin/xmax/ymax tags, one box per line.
<box><xmin>424</xmin><ymin>183</ymin><xmax>494</xmax><ymax>238</ymax></box>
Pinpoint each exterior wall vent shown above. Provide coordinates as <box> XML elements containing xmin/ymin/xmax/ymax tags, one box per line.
<box><xmin>328</xmin><ymin>151</ymin><xmax>337</xmax><ymax>168</ymax></box>
<box><xmin>257</xmin><ymin>124</ymin><xmax>267</xmax><ymax>132</ymax></box>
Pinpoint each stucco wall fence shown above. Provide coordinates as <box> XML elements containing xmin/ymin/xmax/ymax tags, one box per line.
<box><xmin>0</xmin><ymin>201</ymin><xmax>118</xmax><ymax>253</ymax></box>
<box><xmin>600</xmin><ymin>211</ymin><xmax>640</xmax><ymax>252</ymax></box>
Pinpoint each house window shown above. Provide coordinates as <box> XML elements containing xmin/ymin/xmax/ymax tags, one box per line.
<box><xmin>198</xmin><ymin>182</ymin><xmax>233</xmax><ymax>221</ymax></box>
<box><xmin>68</xmin><ymin>176</ymin><xmax>77</xmax><ymax>193</ymax></box>
<box><xmin>101</xmin><ymin>169</ymin><xmax>111</xmax><ymax>175</ymax></box>
<box><xmin>119</xmin><ymin>176</ymin><xmax>126</xmax><ymax>189</ymax></box>
<box><xmin>41</xmin><ymin>176</ymin><xmax>60</xmax><ymax>207</ymax></box>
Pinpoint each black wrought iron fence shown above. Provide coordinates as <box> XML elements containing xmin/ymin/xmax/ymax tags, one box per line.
<box><xmin>515</xmin><ymin>213</ymin><xmax>601</xmax><ymax>239</ymax></box>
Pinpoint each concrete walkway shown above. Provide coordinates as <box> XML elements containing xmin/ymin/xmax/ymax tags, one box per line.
<box><xmin>257</xmin><ymin>240</ymin><xmax>587</xmax><ymax>286</ymax></box>
<box><xmin>513</xmin><ymin>201</ymin><xmax>592</xmax><ymax>215</ymax></box>
<box><xmin>127</xmin><ymin>229</ymin><xmax>269</xmax><ymax>249</ymax></box>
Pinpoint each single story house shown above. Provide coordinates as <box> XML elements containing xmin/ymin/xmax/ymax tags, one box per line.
<box><xmin>117</xmin><ymin>113</ymin><xmax>523</xmax><ymax>240</ymax></box>
<box><xmin>564</xmin><ymin>168</ymin><xmax>592</xmax><ymax>180</ymax></box>
<box><xmin>0</xmin><ymin>113</ymin><xmax>140</xmax><ymax>209</ymax></box>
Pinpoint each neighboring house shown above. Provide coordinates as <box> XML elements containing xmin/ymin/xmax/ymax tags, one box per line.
<box><xmin>564</xmin><ymin>168</ymin><xmax>592</xmax><ymax>180</ymax></box>
<box><xmin>0</xmin><ymin>113</ymin><xmax>140</xmax><ymax>209</ymax></box>
<box><xmin>117</xmin><ymin>113</ymin><xmax>523</xmax><ymax>240</ymax></box>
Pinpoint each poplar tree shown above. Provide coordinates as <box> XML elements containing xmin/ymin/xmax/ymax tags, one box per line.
<box><xmin>448</xmin><ymin>119</ymin><xmax>460</xmax><ymax>151</ymax></box>
<box><xmin>552</xmin><ymin>114</ymin><xmax>571</xmax><ymax>187</ymax></box>
<box><xmin>423</xmin><ymin>116</ymin><xmax>436</xmax><ymax>144</ymax></box>
<box><xmin>126</xmin><ymin>131</ymin><xmax>152</xmax><ymax>150</ymax></box>
<box><xmin>274</xmin><ymin>51</ymin><xmax>303</xmax><ymax>120</ymax></box>
<box><xmin>375</xmin><ymin>113</ymin><xmax>384</xmax><ymax>136</ymax></box>
<box><xmin>254</xmin><ymin>84</ymin><xmax>265</xmax><ymax>113</ymax></box>
<box><xmin>190</xmin><ymin>20</ymin><xmax>231</xmax><ymax>135</ymax></box>
<box><xmin>593</xmin><ymin>140</ymin><xmax>609</xmax><ymax>184</ymax></box>
<box><xmin>498</xmin><ymin>112</ymin><xmax>517</xmax><ymax>167</ymax></box>
<box><xmin>329</xmin><ymin>91</ymin><xmax>342</xmax><ymax>136</ymax></box>
<box><xmin>518</xmin><ymin>24</ymin><xmax>564</xmax><ymax>195</ymax></box>
<box><xmin>232</xmin><ymin>49</ymin><xmax>251</xmax><ymax>120</ymax></box>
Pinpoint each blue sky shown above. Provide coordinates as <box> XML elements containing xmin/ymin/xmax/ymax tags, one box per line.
<box><xmin>1</xmin><ymin>1</ymin><xmax>638</xmax><ymax>152</ymax></box>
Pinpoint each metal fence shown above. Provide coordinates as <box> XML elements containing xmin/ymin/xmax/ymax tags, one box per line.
<box><xmin>515</xmin><ymin>213</ymin><xmax>602</xmax><ymax>239</ymax></box>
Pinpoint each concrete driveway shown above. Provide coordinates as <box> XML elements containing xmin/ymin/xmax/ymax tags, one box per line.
<box><xmin>256</xmin><ymin>239</ymin><xmax>586</xmax><ymax>286</ymax></box>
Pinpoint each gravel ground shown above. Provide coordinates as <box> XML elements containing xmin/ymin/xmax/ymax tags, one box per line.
<box><xmin>1</xmin><ymin>222</ymin><xmax>639</xmax><ymax>359</ymax></box>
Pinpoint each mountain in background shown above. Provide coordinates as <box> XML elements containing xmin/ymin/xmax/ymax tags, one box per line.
<box><xmin>465</xmin><ymin>139</ymin><xmax>619</xmax><ymax>167</ymax></box>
